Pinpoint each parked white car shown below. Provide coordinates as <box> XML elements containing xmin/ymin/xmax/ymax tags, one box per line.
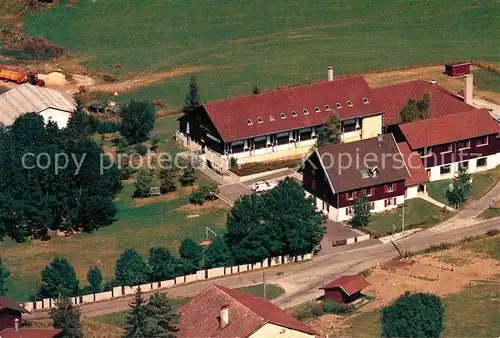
<box><xmin>251</xmin><ymin>180</ymin><xmax>277</xmax><ymax>193</ymax></box>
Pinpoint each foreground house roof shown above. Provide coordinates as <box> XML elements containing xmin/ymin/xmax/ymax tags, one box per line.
<box><xmin>0</xmin><ymin>297</ymin><xmax>29</xmax><ymax>314</ymax></box>
<box><xmin>372</xmin><ymin>80</ymin><xmax>473</xmax><ymax>125</ymax></box>
<box><xmin>0</xmin><ymin>328</ymin><xmax>62</xmax><ymax>338</ymax></box>
<box><xmin>397</xmin><ymin>142</ymin><xmax>429</xmax><ymax>186</ymax></box>
<box><xmin>203</xmin><ymin>76</ymin><xmax>383</xmax><ymax>141</ymax></box>
<box><xmin>320</xmin><ymin>275</ymin><xmax>370</xmax><ymax>295</ymax></box>
<box><xmin>178</xmin><ymin>284</ymin><xmax>318</xmax><ymax>337</ymax></box>
<box><xmin>315</xmin><ymin>134</ymin><xmax>408</xmax><ymax>193</ymax></box>
<box><xmin>0</xmin><ymin>84</ymin><xmax>76</xmax><ymax>127</ymax></box>
<box><xmin>400</xmin><ymin>108</ymin><xmax>499</xmax><ymax>149</ymax></box>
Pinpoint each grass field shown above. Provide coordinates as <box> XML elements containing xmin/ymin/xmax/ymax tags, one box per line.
<box><xmin>366</xmin><ymin>198</ymin><xmax>444</xmax><ymax>237</ymax></box>
<box><xmin>22</xmin><ymin>0</ymin><xmax>500</xmax><ymax>110</ymax></box>
<box><xmin>472</xmin><ymin>68</ymin><xmax>500</xmax><ymax>93</ymax></box>
<box><xmin>427</xmin><ymin>169</ymin><xmax>499</xmax><ymax>206</ymax></box>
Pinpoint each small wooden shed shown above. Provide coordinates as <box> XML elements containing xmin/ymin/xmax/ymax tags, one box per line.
<box><xmin>444</xmin><ymin>61</ymin><xmax>471</xmax><ymax>77</ymax></box>
<box><xmin>320</xmin><ymin>275</ymin><xmax>370</xmax><ymax>304</ymax></box>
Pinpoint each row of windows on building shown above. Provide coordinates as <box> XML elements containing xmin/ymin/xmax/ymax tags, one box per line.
<box><xmin>310</xmin><ymin>179</ymin><xmax>395</xmax><ymax>199</ymax></box>
<box><xmin>346</xmin><ymin>197</ymin><xmax>396</xmax><ymax>215</ymax></box>
<box><xmin>433</xmin><ymin>157</ymin><xmax>488</xmax><ymax>176</ymax></box>
<box><xmin>418</xmin><ymin>136</ymin><xmax>489</xmax><ymax>157</ymax></box>
<box><xmin>245</xmin><ymin>98</ymin><xmax>370</xmax><ymax>126</ymax></box>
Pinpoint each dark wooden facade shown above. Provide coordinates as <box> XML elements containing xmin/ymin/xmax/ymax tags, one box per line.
<box><xmin>179</xmin><ymin>108</ymin><xmax>225</xmax><ymax>153</ymax></box>
<box><xmin>323</xmin><ymin>288</ymin><xmax>362</xmax><ymax>304</ymax></box>
<box><xmin>444</xmin><ymin>62</ymin><xmax>471</xmax><ymax>77</ymax></box>
<box><xmin>0</xmin><ymin>309</ymin><xmax>21</xmax><ymax>332</ymax></box>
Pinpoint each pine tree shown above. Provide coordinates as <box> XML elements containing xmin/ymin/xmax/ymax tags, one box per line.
<box><xmin>347</xmin><ymin>193</ymin><xmax>371</xmax><ymax>228</ymax></box>
<box><xmin>124</xmin><ymin>287</ymin><xmax>147</xmax><ymax>338</ymax></box>
<box><xmin>114</xmin><ymin>249</ymin><xmax>149</xmax><ymax>286</ymax></box>
<box><xmin>179</xmin><ymin>161</ymin><xmax>196</xmax><ymax>187</ymax></box>
<box><xmin>446</xmin><ymin>166</ymin><xmax>472</xmax><ymax>208</ymax></box>
<box><xmin>252</xmin><ymin>85</ymin><xmax>260</xmax><ymax>95</ymax></box>
<box><xmin>159</xmin><ymin>165</ymin><xmax>179</xmax><ymax>194</ymax></box>
<box><xmin>87</xmin><ymin>265</ymin><xmax>103</xmax><ymax>293</ymax></box>
<box><xmin>39</xmin><ymin>258</ymin><xmax>79</xmax><ymax>299</ymax></box>
<box><xmin>144</xmin><ymin>292</ymin><xmax>179</xmax><ymax>338</ymax></box>
<box><xmin>183</xmin><ymin>76</ymin><xmax>201</xmax><ymax>113</ymax></box>
<box><xmin>135</xmin><ymin>169</ymin><xmax>153</xmax><ymax>198</ymax></box>
<box><xmin>0</xmin><ymin>256</ymin><xmax>10</xmax><ymax>296</ymax></box>
<box><xmin>50</xmin><ymin>297</ymin><xmax>83</xmax><ymax>338</ymax></box>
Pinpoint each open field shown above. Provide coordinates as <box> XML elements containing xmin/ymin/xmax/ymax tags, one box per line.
<box><xmin>427</xmin><ymin>168</ymin><xmax>500</xmax><ymax>206</ymax></box>
<box><xmin>365</xmin><ymin>198</ymin><xmax>445</xmax><ymax>237</ymax></box>
<box><xmin>306</xmin><ymin>235</ymin><xmax>500</xmax><ymax>337</ymax></box>
<box><xmin>20</xmin><ymin>0</ymin><xmax>499</xmax><ymax>110</ymax></box>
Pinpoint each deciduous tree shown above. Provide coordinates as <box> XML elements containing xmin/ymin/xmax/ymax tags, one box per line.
<box><xmin>179</xmin><ymin>159</ymin><xmax>196</xmax><ymax>187</ymax></box>
<box><xmin>124</xmin><ymin>287</ymin><xmax>147</xmax><ymax>338</ymax></box>
<box><xmin>135</xmin><ymin>169</ymin><xmax>153</xmax><ymax>198</ymax></box>
<box><xmin>114</xmin><ymin>249</ymin><xmax>149</xmax><ymax>286</ymax></box>
<box><xmin>0</xmin><ymin>256</ymin><xmax>10</xmax><ymax>296</ymax></box>
<box><xmin>347</xmin><ymin>193</ymin><xmax>371</xmax><ymax>228</ymax></box>
<box><xmin>144</xmin><ymin>292</ymin><xmax>179</xmax><ymax>338</ymax></box>
<box><xmin>399</xmin><ymin>93</ymin><xmax>430</xmax><ymax>123</ymax></box>
<box><xmin>86</xmin><ymin>265</ymin><xmax>103</xmax><ymax>293</ymax></box>
<box><xmin>252</xmin><ymin>85</ymin><xmax>260</xmax><ymax>95</ymax></box>
<box><xmin>381</xmin><ymin>292</ymin><xmax>444</xmax><ymax>338</ymax></box>
<box><xmin>204</xmin><ymin>236</ymin><xmax>234</xmax><ymax>268</ymax></box>
<box><xmin>119</xmin><ymin>100</ymin><xmax>156</xmax><ymax>144</ymax></box>
<box><xmin>148</xmin><ymin>247</ymin><xmax>183</xmax><ymax>282</ymax></box>
<box><xmin>159</xmin><ymin>164</ymin><xmax>179</xmax><ymax>194</ymax></box>
<box><xmin>50</xmin><ymin>297</ymin><xmax>83</xmax><ymax>338</ymax></box>
<box><xmin>316</xmin><ymin>114</ymin><xmax>342</xmax><ymax>147</ymax></box>
<box><xmin>39</xmin><ymin>258</ymin><xmax>79</xmax><ymax>299</ymax></box>
<box><xmin>179</xmin><ymin>238</ymin><xmax>203</xmax><ymax>272</ymax></box>
<box><xmin>446</xmin><ymin>166</ymin><xmax>472</xmax><ymax>208</ymax></box>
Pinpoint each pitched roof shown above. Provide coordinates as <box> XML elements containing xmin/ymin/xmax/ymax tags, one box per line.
<box><xmin>0</xmin><ymin>297</ymin><xmax>29</xmax><ymax>314</ymax></box>
<box><xmin>397</xmin><ymin>142</ymin><xmax>429</xmax><ymax>186</ymax></box>
<box><xmin>320</xmin><ymin>275</ymin><xmax>370</xmax><ymax>295</ymax></box>
<box><xmin>203</xmin><ymin>76</ymin><xmax>383</xmax><ymax>141</ymax></box>
<box><xmin>0</xmin><ymin>84</ymin><xmax>76</xmax><ymax>127</ymax></box>
<box><xmin>372</xmin><ymin>80</ymin><xmax>473</xmax><ymax>125</ymax></box>
<box><xmin>178</xmin><ymin>284</ymin><xmax>318</xmax><ymax>337</ymax></box>
<box><xmin>0</xmin><ymin>328</ymin><xmax>62</xmax><ymax>338</ymax></box>
<box><xmin>315</xmin><ymin>134</ymin><xmax>408</xmax><ymax>193</ymax></box>
<box><xmin>400</xmin><ymin>108</ymin><xmax>499</xmax><ymax>149</ymax></box>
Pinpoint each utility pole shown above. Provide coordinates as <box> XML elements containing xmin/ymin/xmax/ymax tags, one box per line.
<box><xmin>401</xmin><ymin>203</ymin><xmax>405</xmax><ymax>257</ymax></box>
<box><xmin>263</xmin><ymin>272</ymin><xmax>267</xmax><ymax>299</ymax></box>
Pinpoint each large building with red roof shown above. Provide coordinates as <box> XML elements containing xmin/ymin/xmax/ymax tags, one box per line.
<box><xmin>177</xmin><ymin>284</ymin><xmax>318</xmax><ymax>338</ymax></box>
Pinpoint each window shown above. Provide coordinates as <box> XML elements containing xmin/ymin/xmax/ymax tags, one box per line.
<box><xmin>257</xmin><ymin>117</ymin><xmax>263</xmax><ymax>124</ymax></box>
<box><xmin>346</xmin><ymin>207</ymin><xmax>354</xmax><ymax>216</ymax></box>
<box><xmin>347</xmin><ymin>192</ymin><xmax>354</xmax><ymax>200</ymax></box>
<box><xmin>311</xmin><ymin>179</ymin><xmax>316</xmax><ymax>190</ymax></box>
<box><xmin>441</xmin><ymin>143</ymin><xmax>452</xmax><ymax>153</ymax></box>
<box><xmin>362</xmin><ymin>97</ymin><xmax>369</xmax><ymax>104</ymax></box>
<box><xmin>426</xmin><ymin>169</ymin><xmax>430</xmax><ymax>177</ymax></box>
<box><xmin>325</xmin><ymin>105</ymin><xmax>331</xmax><ymax>111</ymax></box>
<box><xmin>476</xmin><ymin>136</ymin><xmax>488</xmax><ymax>146</ymax></box>
<box><xmin>268</xmin><ymin>115</ymin><xmax>275</xmax><ymax>121</ymax></box>
<box><xmin>366</xmin><ymin>188</ymin><xmax>373</xmax><ymax>197</ymax></box>
<box><xmin>371</xmin><ymin>202</ymin><xmax>375</xmax><ymax>210</ymax></box>
<box><xmin>457</xmin><ymin>139</ymin><xmax>470</xmax><ymax>150</ymax></box>
<box><xmin>303</xmin><ymin>109</ymin><xmax>309</xmax><ymax>115</ymax></box>
<box><xmin>291</xmin><ymin>111</ymin><xmax>298</xmax><ymax>117</ymax></box>
<box><xmin>386</xmin><ymin>184</ymin><xmax>394</xmax><ymax>193</ymax></box>
<box><xmin>476</xmin><ymin>157</ymin><xmax>487</xmax><ymax>168</ymax></box>
<box><xmin>419</xmin><ymin>147</ymin><xmax>432</xmax><ymax>157</ymax></box>
<box><xmin>440</xmin><ymin>165</ymin><xmax>451</xmax><ymax>175</ymax></box>
<box><xmin>459</xmin><ymin>161</ymin><xmax>469</xmax><ymax>170</ymax></box>
<box><xmin>311</xmin><ymin>168</ymin><xmax>316</xmax><ymax>176</ymax></box>
<box><xmin>360</xmin><ymin>170</ymin><xmax>369</xmax><ymax>179</ymax></box>
<box><xmin>314</xmin><ymin>107</ymin><xmax>321</xmax><ymax>113</ymax></box>
<box><xmin>280</xmin><ymin>113</ymin><xmax>286</xmax><ymax>119</ymax></box>
<box><xmin>385</xmin><ymin>198</ymin><xmax>393</xmax><ymax>207</ymax></box>
<box><xmin>336</xmin><ymin>103</ymin><xmax>342</xmax><ymax>109</ymax></box>
<box><xmin>246</xmin><ymin>119</ymin><xmax>253</xmax><ymax>126</ymax></box>
<box><xmin>347</xmin><ymin>100</ymin><xmax>353</xmax><ymax>107</ymax></box>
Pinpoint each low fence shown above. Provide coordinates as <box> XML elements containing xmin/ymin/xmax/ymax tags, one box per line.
<box><xmin>22</xmin><ymin>253</ymin><xmax>313</xmax><ymax>313</ymax></box>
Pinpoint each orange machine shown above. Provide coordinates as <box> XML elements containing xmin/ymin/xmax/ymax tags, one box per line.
<box><xmin>0</xmin><ymin>64</ymin><xmax>45</xmax><ymax>86</ymax></box>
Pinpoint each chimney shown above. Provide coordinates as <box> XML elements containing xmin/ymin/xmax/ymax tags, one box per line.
<box><xmin>327</xmin><ymin>66</ymin><xmax>334</xmax><ymax>82</ymax></box>
<box><xmin>464</xmin><ymin>74</ymin><xmax>473</xmax><ymax>104</ymax></box>
<box><xmin>14</xmin><ymin>318</ymin><xmax>19</xmax><ymax>332</ymax></box>
<box><xmin>220</xmin><ymin>306</ymin><xmax>229</xmax><ymax>328</ymax></box>
<box><xmin>429</xmin><ymin>80</ymin><xmax>436</xmax><ymax>86</ymax></box>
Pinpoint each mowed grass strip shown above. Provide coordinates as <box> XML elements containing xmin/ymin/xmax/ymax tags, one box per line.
<box><xmin>23</xmin><ymin>1</ymin><xmax>500</xmax><ymax>109</ymax></box>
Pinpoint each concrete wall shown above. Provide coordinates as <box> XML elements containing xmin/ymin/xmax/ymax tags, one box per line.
<box><xmin>238</xmin><ymin>167</ymin><xmax>290</xmax><ymax>183</ymax></box>
<box><xmin>224</xmin><ymin>267</ymin><xmax>232</xmax><ymax>275</ymax></box>
<box><xmin>249</xmin><ymin>323</ymin><xmax>315</xmax><ymax>338</ymax></box>
<box><xmin>207</xmin><ymin>267</ymin><xmax>225</xmax><ymax>279</ymax></box>
<box><xmin>139</xmin><ymin>283</ymin><xmax>152</xmax><ymax>292</ymax></box>
<box><xmin>40</xmin><ymin>108</ymin><xmax>72</xmax><ymax>128</ymax></box>
<box><xmin>185</xmin><ymin>274</ymin><xmax>197</xmax><ymax>284</ymax></box>
<box><xmin>112</xmin><ymin>286</ymin><xmax>123</xmax><ymax>298</ymax></box>
<box><xmin>196</xmin><ymin>270</ymin><xmax>206</xmax><ymax>281</ymax></box>
<box><xmin>95</xmin><ymin>291</ymin><xmax>113</xmax><ymax>301</ymax></box>
<box><xmin>405</xmin><ymin>185</ymin><xmax>419</xmax><ymax>199</ymax></box>
<box><xmin>252</xmin><ymin>262</ymin><xmax>262</xmax><ymax>270</ymax></box>
<box><xmin>160</xmin><ymin>279</ymin><xmax>175</xmax><ymax>289</ymax></box>
<box><xmin>81</xmin><ymin>294</ymin><xmax>95</xmax><ymax>304</ymax></box>
<box><xmin>362</xmin><ymin>115</ymin><xmax>383</xmax><ymax>139</ymax></box>
<box><xmin>175</xmin><ymin>276</ymin><xmax>185</xmax><ymax>285</ymax></box>
<box><xmin>238</xmin><ymin>264</ymin><xmax>248</xmax><ymax>272</ymax></box>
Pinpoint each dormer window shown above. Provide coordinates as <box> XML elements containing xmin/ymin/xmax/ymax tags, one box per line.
<box><xmin>257</xmin><ymin>117</ymin><xmax>263</xmax><ymax>124</ymax></box>
<box><xmin>268</xmin><ymin>115</ymin><xmax>275</xmax><ymax>121</ymax></box>
<box><xmin>303</xmin><ymin>109</ymin><xmax>309</xmax><ymax>115</ymax></box>
<box><xmin>362</xmin><ymin>97</ymin><xmax>369</xmax><ymax>104</ymax></box>
<box><xmin>314</xmin><ymin>107</ymin><xmax>320</xmax><ymax>113</ymax></box>
<box><xmin>246</xmin><ymin>119</ymin><xmax>253</xmax><ymax>126</ymax></box>
<box><xmin>336</xmin><ymin>103</ymin><xmax>342</xmax><ymax>109</ymax></box>
<box><xmin>347</xmin><ymin>100</ymin><xmax>353</xmax><ymax>107</ymax></box>
<box><xmin>291</xmin><ymin>111</ymin><xmax>298</xmax><ymax>117</ymax></box>
<box><xmin>325</xmin><ymin>105</ymin><xmax>331</xmax><ymax>111</ymax></box>
<box><xmin>280</xmin><ymin>113</ymin><xmax>286</xmax><ymax>119</ymax></box>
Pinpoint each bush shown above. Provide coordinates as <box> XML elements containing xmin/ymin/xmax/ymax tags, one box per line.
<box><xmin>96</xmin><ymin>122</ymin><xmax>119</xmax><ymax>134</ymax></box>
<box><xmin>102</xmin><ymin>74</ymin><xmax>119</xmax><ymax>83</ymax></box>
<box><xmin>188</xmin><ymin>183</ymin><xmax>219</xmax><ymax>205</ymax></box>
<box><xmin>322</xmin><ymin>300</ymin><xmax>355</xmax><ymax>314</ymax></box>
<box><xmin>189</xmin><ymin>189</ymin><xmax>206</xmax><ymax>205</ymax></box>
<box><xmin>486</xmin><ymin>229</ymin><xmax>500</xmax><ymax>237</ymax></box>
<box><xmin>134</xmin><ymin>143</ymin><xmax>148</xmax><ymax>156</ymax></box>
<box><xmin>230</xmin><ymin>156</ymin><xmax>238</xmax><ymax>169</ymax></box>
<box><xmin>230</xmin><ymin>158</ymin><xmax>300</xmax><ymax>176</ymax></box>
<box><xmin>311</xmin><ymin>304</ymin><xmax>325</xmax><ymax>317</ymax></box>
<box><xmin>150</xmin><ymin>136</ymin><xmax>160</xmax><ymax>151</ymax></box>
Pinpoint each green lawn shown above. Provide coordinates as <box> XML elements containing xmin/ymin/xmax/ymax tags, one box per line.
<box><xmin>93</xmin><ymin>283</ymin><xmax>284</xmax><ymax>328</ymax></box>
<box><xmin>427</xmin><ymin>169</ymin><xmax>499</xmax><ymax>206</ymax></box>
<box><xmin>472</xmin><ymin>68</ymin><xmax>500</xmax><ymax>93</ymax></box>
<box><xmin>22</xmin><ymin>1</ymin><xmax>499</xmax><ymax>110</ymax></box>
<box><xmin>366</xmin><ymin>198</ymin><xmax>444</xmax><ymax>237</ymax></box>
<box><xmin>477</xmin><ymin>207</ymin><xmax>500</xmax><ymax>220</ymax></box>
<box><xmin>1</xmin><ymin>173</ymin><xmax>228</xmax><ymax>301</ymax></box>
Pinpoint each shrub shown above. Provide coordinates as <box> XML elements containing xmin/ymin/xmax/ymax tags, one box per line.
<box><xmin>322</xmin><ymin>300</ymin><xmax>355</xmax><ymax>314</ymax></box>
<box><xmin>102</xmin><ymin>74</ymin><xmax>119</xmax><ymax>83</ymax></box>
<box><xmin>311</xmin><ymin>304</ymin><xmax>325</xmax><ymax>317</ymax></box>
<box><xmin>150</xmin><ymin>136</ymin><xmax>160</xmax><ymax>151</ymax></box>
<box><xmin>486</xmin><ymin>229</ymin><xmax>500</xmax><ymax>237</ymax></box>
<box><xmin>189</xmin><ymin>189</ymin><xmax>206</xmax><ymax>205</ymax></box>
<box><xmin>188</xmin><ymin>183</ymin><xmax>219</xmax><ymax>205</ymax></box>
<box><xmin>230</xmin><ymin>158</ymin><xmax>300</xmax><ymax>176</ymax></box>
<box><xmin>230</xmin><ymin>157</ymin><xmax>238</xmax><ymax>169</ymax></box>
<box><xmin>134</xmin><ymin>143</ymin><xmax>148</xmax><ymax>156</ymax></box>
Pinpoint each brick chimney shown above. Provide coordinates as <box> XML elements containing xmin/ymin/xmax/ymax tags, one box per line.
<box><xmin>220</xmin><ymin>306</ymin><xmax>229</xmax><ymax>328</ymax></box>
<box><xmin>327</xmin><ymin>66</ymin><xmax>334</xmax><ymax>82</ymax></box>
<box><xmin>464</xmin><ymin>74</ymin><xmax>473</xmax><ymax>104</ymax></box>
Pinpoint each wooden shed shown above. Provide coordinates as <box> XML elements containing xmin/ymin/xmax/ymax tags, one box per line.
<box><xmin>444</xmin><ymin>61</ymin><xmax>471</xmax><ymax>77</ymax></box>
<box><xmin>320</xmin><ymin>275</ymin><xmax>370</xmax><ymax>304</ymax></box>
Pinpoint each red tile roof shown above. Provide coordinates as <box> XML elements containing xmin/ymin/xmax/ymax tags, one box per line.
<box><xmin>397</xmin><ymin>142</ymin><xmax>429</xmax><ymax>186</ymax></box>
<box><xmin>0</xmin><ymin>297</ymin><xmax>29</xmax><ymax>314</ymax></box>
<box><xmin>316</xmin><ymin>134</ymin><xmax>408</xmax><ymax>193</ymax></box>
<box><xmin>178</xmin><ymin>284</ymin><xmax>318</xmax><ymax>337</ymax></box>
<box><xmin>400</xmin><ymin>108</ymin><xmax>499</xmax><ymax>149</ymax></box>
<box><xmin>203</xmin><ymin>76</ymin><xmax>383</xmax><ymax>141</ymax></box>
<box><xmin>0</xmin><ymin>328</ymin><xmax>62</xmax><ymax>338</ymax></box>
<box><xmin>372</xmin><ymin>80</ymin><xmax>474</xmax><ymax>125</ymax></box>
<box><xmin>320</xmin><ymin>275</ymin><xmax>370</xmax><ymax>296</ymax></box>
